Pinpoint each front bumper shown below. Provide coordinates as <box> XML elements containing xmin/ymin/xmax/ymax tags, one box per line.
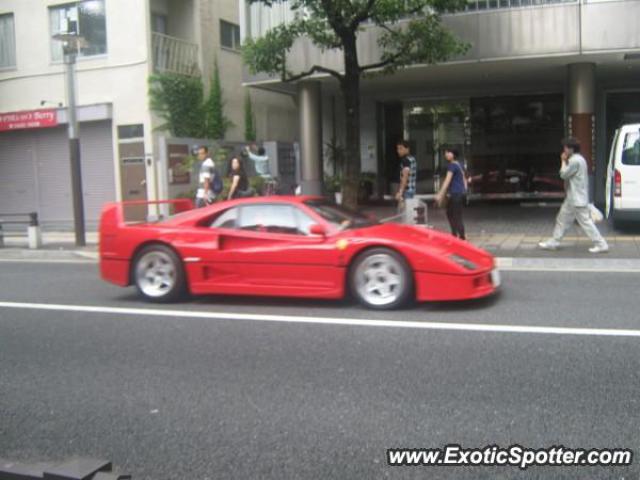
<box><xmin>415</xmin><ymin>268</ymin><xmax>500</xmax><ymax>302</ymax></box>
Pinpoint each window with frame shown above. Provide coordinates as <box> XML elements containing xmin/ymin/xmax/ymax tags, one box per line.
<box><xmin>50</xmin><ymin>0</ymin><xmax>107</xmax><ymax>62</ymax></box>
<box><xmin>0</xmin><ymin>13</ymin><xmax>16</xmax><ymax>68</ymax></box>
<box><xmin>210</xmin><ymin>208</ymin><xmax>239</xmax><ymax>229</ymax></box>
<box><xmin>220</xmin><ymin>20</ymin><xmax>240</xmax><ymax>51</ymax></box>
<box><xmin>238</xmin><ymin>205</ymin><xmax>306</xmax><ymax>235</ymax></box>
<box><xmin>622</xmin><ymin>132</ymin><xmax>640</xmax><ymax>167</ymax></box>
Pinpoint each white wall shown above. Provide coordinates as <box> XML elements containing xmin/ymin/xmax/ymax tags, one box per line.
<box><xmin>0</xmin><ymin>0</ymin><xmax>155</xmax><ymax>201</ymax></box>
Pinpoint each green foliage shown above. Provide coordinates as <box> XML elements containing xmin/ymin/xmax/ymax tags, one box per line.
<box><xmin>205</xmin><ymin>60</ymin><xmax>233</xmax><ymax>140</ymax></box>
<box><xmin>250</xmin><ymin>175</ymin><xmax>265</xmax><ymax>194</ymax></box>
<box><xmin>150</xmin><ymin>60</ymin><xmax>234</xmax><ymax>140</ymax></box>
<box><xmin>244</xmin><ymin>91</ymin><xmax>257</xmax><ymax>142</ymax></box>
<box><xmin>324</xmin><ymin>174</ymin><xmax>342</xmax><ymax>194</ymax></box>
<box><xmin>324</xmin><ymin>138</ymin><xmax>345</xmax><ymax>176</ymax></box>
<box><xmin>149</xmin><ymin>73</ymin><xmax>206</xmax><ymax>138</ymax></box>
<box><xmin>243</xmin><ymin>0</ymin><xmax>469</xmax><ymax>80</ymax></box>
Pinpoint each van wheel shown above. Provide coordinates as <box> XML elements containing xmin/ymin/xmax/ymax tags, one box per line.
<box><xmin>350</xmin><ymin>248</ymin><xmax>413</xmax><ymax>310</ymax></box>
<box><xmin>133</xmin><ymin>244</ymin><xmax>186</xmax><ymax>302</ymax></box>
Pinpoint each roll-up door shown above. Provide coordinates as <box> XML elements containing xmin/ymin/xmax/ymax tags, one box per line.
<box><xmin>0</xmin><ymin>129</ymin><xmax>39</xmax><ymax>215</ymax></box>
<box><xmin>0</xmin><ymin>120</ymin><xmax>115</xmax><ymax>227</ymax></box>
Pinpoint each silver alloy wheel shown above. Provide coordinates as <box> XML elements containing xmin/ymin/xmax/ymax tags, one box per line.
<box><xmin>354</xmin><ymin>253</ymin><xmax>405</xmax><ymax>307</ymax></box>
<box><xmin>135</xmin><ymin>250</ymin><xmax>177</xmax><ymax>298</ymax></box>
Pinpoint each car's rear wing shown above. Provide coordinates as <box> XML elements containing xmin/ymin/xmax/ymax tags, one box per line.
<box><xmin>101</xmin><ymin>198</ymin><xmax>194</xmax><ymax>228</ymax></box>
<box><xmin>99</xmin><ymin>199</ymin><xmax>194</xmax><ymax>258</ymax></box>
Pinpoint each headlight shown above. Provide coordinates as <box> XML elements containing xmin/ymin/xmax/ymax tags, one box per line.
<box><xmin>449</xmin><ymin>254</ymin><xmax>477</xmax><ymax>271</ymax></box>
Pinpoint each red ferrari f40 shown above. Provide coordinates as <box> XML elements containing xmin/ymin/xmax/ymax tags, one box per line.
<box><xmin>99</xmin><ymin>196</ymin><xmax>500</xmax><ymax>310</ymax></box>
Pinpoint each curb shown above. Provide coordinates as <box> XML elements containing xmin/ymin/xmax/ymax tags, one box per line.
<box><xmin>1</xmin><ymin>251</ymin><xmax>640</xmax><ymax>272</ymax></box>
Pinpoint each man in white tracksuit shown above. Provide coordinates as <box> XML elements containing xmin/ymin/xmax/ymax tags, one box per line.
<box><xmin>539</xmin><ymin>137</ymin><xmax>609</xmax><ymax>254</ymax></box>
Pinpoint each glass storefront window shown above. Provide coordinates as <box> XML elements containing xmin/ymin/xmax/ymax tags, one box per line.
<box><xmin>398</xmin><ymin>94</ymin><xmax>565</xmax><ymax>197</ymax></box>
<box><xmin>404</xmin><ymin>100</ymin><xmax>471</xmax><ymax>194</ymax></box>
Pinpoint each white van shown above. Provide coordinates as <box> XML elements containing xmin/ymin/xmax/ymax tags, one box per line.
<box><xmin>606</xmin><ymin>123</ymin><xmax>640</xmax><ymax>226</ymax></box>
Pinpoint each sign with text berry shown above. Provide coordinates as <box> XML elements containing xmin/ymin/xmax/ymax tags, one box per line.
<box><xmin>0</xmin><ymin>109</ymin><xmax>58</xmax><ymax>132</ymax></box>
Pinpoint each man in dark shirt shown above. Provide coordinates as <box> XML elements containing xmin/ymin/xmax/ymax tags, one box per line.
<box><xmin>436</xmin><ymin>149</ymin><xmax>467</xmax><ymax>239</ymax></box>
<box><xmin>395</xmin><ymin>140</ymin><xmax>417</xmax><ymax>206</ymax></box>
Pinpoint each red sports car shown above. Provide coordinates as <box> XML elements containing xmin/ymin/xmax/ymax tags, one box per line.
<box><xmin>99</xmin><ymin>196</ymin><xmax>500</xmax><ymax>310</ymax></box>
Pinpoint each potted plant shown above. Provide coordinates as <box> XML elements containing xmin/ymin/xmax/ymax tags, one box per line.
<box><xmin>358</xmin><ymin>171</ymin><xmax>376</xmax><ymax>203</ymax></box>
<box><xmin>324</xmin><ymin>174</ymin><xmax>343</xmax><ymax>204</ymax></box>
<box><xmin>324</xmin><ymin>138</ymin><xmax>345</xmax><ymax>203</ymax></box>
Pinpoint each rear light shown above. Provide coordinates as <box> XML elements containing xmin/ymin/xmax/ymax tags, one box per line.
<box><xmin>614</xmin><ymin>169</ymin><xmax>622</xmax><ymax>197</ymax></box>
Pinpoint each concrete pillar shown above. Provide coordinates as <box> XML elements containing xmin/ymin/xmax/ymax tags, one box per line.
<box><xmin>27</xmin><ymin>226</ymin><xmax>42</xmax><ymax>249</ymax></box>
<box><xmin>567</xmin><ymin>63</ymin><xmax>596</xmax><ymax>172</ymax></box>
<box><xmin>298</xmin><ymin>81</ymin><xmax>323</xmax><ymax>195</ymax></box>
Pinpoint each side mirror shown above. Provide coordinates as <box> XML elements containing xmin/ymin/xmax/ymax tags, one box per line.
<box><xmin>309</xmin><ymin>224</ymin><xmax>327</xmax><ymax>236</ymax></box>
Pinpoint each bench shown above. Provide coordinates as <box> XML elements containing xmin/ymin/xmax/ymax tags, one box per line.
<box><xmin>0</xmin><ymin>212</ymin><xmax>42</xmax><ymax>249</ymax></box>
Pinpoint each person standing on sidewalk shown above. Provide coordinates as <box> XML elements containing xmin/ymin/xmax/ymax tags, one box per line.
<box><xmin>435</xmin><ymin>149</ymin><xmax>467</xmax><ymax>240</ymax></box>
<box><xmin>395</xmin><ymin>140</ymin><xmax>417</xmax><ymax>209</ymax></box>
<box><xmin>195</xmin><ymin>146</ymin><xmax>220</xmax><ymax>208</ymax></box>
<box><xmin>539</xmin><ymin>137</ymin><xmax>609</xmax><ymax>253</ymax></box>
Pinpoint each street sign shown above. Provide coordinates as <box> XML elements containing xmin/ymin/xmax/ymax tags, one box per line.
<box><xmin>0</xmin><ymin>109</ymin><xmax>58</xmax><ymax>131</ymax></box>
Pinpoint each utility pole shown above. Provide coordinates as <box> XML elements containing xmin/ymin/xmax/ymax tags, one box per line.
<box><xmin>54</xmin><ymin>29</ymin><xmax>86</xmax><ymax>247</ymax></box>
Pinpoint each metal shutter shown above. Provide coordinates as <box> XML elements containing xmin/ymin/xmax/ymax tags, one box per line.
<box><xmin>78</xmin><ymin>121</ymin><xmax>116</xmax><ymax>225</ymax></box>
<box><xmin>0</xmin><ymin>129</ymin><xmax>39</xmax><ymax>215</ymax></box>
<box><xmin>33</xmin><ymin>126</ymin><xmax>72</xmax><ymax>226</ymax></box>
<box><xmin>1</xmin><ymin>121</ymin><xmax>115</xmax><ymax>228</ymax></box>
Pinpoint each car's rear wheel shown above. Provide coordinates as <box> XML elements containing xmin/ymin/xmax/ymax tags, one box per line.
<box><xmin>350</xmin><ymin>248</ymin><xmax>413</xmax><ymax>310</ymax></box>
<box><xmin>133</xmin><ymin>244</ymin><xmax>186</xmax><ymax>302</ymax></box>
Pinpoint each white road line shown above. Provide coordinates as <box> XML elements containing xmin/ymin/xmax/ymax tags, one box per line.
<box><xmin>0</xmin><ymin>301</ymin><xmax>639</xmax><ymax>338</ymax></box>
<box><xmin>0</xmin><ymin>259</ymin><xmax>93</xmax><ymax>264</ymax></box>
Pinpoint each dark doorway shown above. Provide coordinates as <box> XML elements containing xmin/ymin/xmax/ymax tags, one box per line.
<box><xmin>377</xmin><ymin>102</ymin><xmax>403</xmax><ymax>197</ymax></box>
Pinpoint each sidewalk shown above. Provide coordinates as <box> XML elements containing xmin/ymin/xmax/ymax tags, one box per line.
<box><xmin>1</xmin><ymin>203</ymin><xmax>638</xmax><ymax>260</ymax></box>
<box><xmin>365</xmin><ymin>202</ymin><xmax>640</xmax><ymax>259</ymax></box>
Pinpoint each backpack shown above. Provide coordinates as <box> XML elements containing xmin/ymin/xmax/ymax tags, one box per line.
<box><xmin>211</xmin><ymin>167</ymin><xmax>223</xmax><ymax>195</ymax></box>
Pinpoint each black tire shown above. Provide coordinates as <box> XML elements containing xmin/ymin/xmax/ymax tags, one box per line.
<box><xmin>349</xmin><ymin>247</ymin><xmax>413</xmax><ymax>310</ymax></box>
<box><xmin>132</xmin><ymin>244</ymin><xmax>187</xmax><ymax>303</ymax></box>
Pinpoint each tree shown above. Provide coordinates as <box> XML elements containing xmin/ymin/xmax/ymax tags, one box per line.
<box><xmin>244</xmin><ymin>0</ymin><xmax>468</xmax><ymax>207</ymax></box>
<box><xmin>244</xmin><ymin>91</ymin><xmax>257</xmax><ymax>141</ymax></box>
<box><xmin>149</xmin><ymin>73</ymin><xmax>206</xmax><ymax>138</ymax></box>
<box><xmin>205</xmin><ymin>59</ymin><xmax>233</xmax><ymax>139</ymax></box>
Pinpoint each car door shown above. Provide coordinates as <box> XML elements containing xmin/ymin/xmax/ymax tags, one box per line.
<box><xmin>619</xmin><ymin>128</ymin><xmax>640</xmax><ymax>211</ymax></box>
<box><xmin>200</xmin><ymin>203</ymin><xmax>343</xmax><ymax>297</ymax></box>
<box><xmin>172</xmin><ymin>206</ymin><xmax>248</xmax><ymax>294</ymax></box>
<box><xmin>605</xmin><ymin>129</ymin><xmax>619</xmax><ymax>218</ymax></box>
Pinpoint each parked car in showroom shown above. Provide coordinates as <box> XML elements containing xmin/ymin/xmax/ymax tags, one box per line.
<box><xmin>99</xmin><ymin>197</ymin><xmax>500</xmax><ymax>310</ymax></box>
<box><xmin>606</xmin><ymin>123</ymin><xmax>640</xmax><ymax>227</ymax></box>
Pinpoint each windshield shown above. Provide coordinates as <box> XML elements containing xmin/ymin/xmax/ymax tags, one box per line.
<box><xmin>622</xmin><ymin>131</ymin><xmax>640</xmax><ymax>166</ymax></box>
<box><xmin>304</xmin><ymin>200</ymin><xmax>378</xmax><ymax>230</ymax></box>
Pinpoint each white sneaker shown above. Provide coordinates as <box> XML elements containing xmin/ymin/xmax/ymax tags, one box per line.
<box><xmin>589</xmin><ymin>244</ymin><xmax>609</xmax><ymax>254</ymax></box>
<box><xmin>538</xmin><ymin>239</ymin><xmax>560</xmax><ymax>250</ymax></box>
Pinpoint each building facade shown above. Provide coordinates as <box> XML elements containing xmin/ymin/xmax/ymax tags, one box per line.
<box><xmin>0</xmin><ymin>0</ymin><xmax>297</xmax><ymax>228</ymax></box>
<box><xmin>241</xmin><ymin>0</ymin><xmax>640</xmax><ymax>205</ymax></box>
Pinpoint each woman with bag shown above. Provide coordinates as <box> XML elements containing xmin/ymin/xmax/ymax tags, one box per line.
<box><xmin>435</xmin><ymin>149</ymin><xmax>468</xmax><ymax>240</ymax></box>
<box><xmin>227</xmin><ymin>156</ymin><xmax>253</xmax><ymax>200</ymax></box>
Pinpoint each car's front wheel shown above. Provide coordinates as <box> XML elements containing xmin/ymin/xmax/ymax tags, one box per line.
<box><xmin>350</xmin><ymin>248</ymin><xmax>413</xmax><ymax>310</ymax></box>
<box><xmin>133</xmin><ymin>244</ymin><xmax>186</xmax><ymax>302</ymax></box>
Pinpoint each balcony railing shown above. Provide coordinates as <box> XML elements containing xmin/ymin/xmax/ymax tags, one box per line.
<box><xmin>152</xmin><ymin>32</ymin><xmax>200</xmax><ymax>76</ymax></box>
<box><xmin>465</xmin><ymin>0</ymin><xmax>576</xmax><ymax>11</ymax></box>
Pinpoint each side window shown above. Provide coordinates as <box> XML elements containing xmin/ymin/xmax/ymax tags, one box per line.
<box><xmin>239</xmin><ymin>205</ymin><xmax>301</xmax><ymax>235</ymax></box>
<box><xmin>622</xmin><ymin>132</ymin><xmax>640</xmax><ymax>166</ymax></box>
<box><xmin>210</xmin><ymin>208</ymin><xmax>238</xmax><ymax>229</ymax></box>
<box><xmin>294</xmin><ymin>208</ymin><xmax>317</xmax><ymax>236</ymax></box>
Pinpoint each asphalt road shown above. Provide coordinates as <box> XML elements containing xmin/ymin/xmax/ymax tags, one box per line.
<box><xmin>1</xmin><ymin>262</ymin><xmax>639</xmax><ymax>479</ymax></box>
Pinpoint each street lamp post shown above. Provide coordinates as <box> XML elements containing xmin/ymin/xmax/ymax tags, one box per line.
<box><xmin>53</xmin><ymin>32</ymin><xmax>86</xmax><ymax>247</ymax></box>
